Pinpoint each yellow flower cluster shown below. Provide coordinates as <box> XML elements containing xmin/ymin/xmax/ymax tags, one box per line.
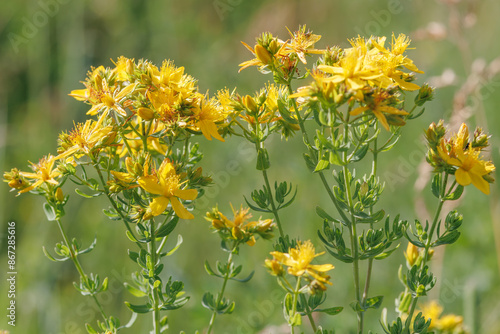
<box><xmin>426</xmin><ymin>122</ymin><xmax>495</xmax><ymax>195</ymax></box>
<box><xmin>288</xmin><ymin>33</ymin><xmax>423</xmax><ymax>131</ymax></box>
<box><xmin>70</xmin><ymin>57</ymin><xmax>230</xmax><ymax>142</ymax></box>
<box><xmin>418</xmin><ymin>301</ymin><xmax>469</xmax><ymax>333</ymax></box>
<box><xmin>4</xmin><ymin>57</ymin><xmax>229</xmax><ymax>223</ymax></box>
<box><xmin>206</xmin><ymin>205</ymin><xmax>275</xmax><ymax>246</ymax></box>
<box><xmin>266</xmin><ymin>240</ymin><xmax>334</xmax><ymax>292</ymax></box>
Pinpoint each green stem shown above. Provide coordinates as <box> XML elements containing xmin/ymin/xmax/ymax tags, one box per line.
<box><xmin>207</xmin><ymin>251</ymin><xmax>235</xmax><ymax>334</ymax></box>
<box><xmin>361</xmin><ymin>136</ymin><xmax>379</xmax><ymax>311</ymax></box>
<box><xmin>290</xmin><ymin>276</ymin><xmax>302</xmax><ymax>334</ymax></box>
<box><xmin>403</xmin><ymin>174</ymin><xmax>449</xmax><ymax>332</ymax></box>
<box><xmin>149</xmin><ymin>219</ymin><xmax>161</xmax><ymax>334</ymax></box>
<box><xmin>56</xmin><ymin>218</ymin><xmax>108</xmax><ymax>322</ymax></box>
<box><xmin>92</xmin><ymin>159</ymin><xmax>144</xmax><ymax>250</ymax></box>
<box><xmin>300</xmin><ymin>294</ymin><xmax>318</xmax><ymax>332</ymax></box>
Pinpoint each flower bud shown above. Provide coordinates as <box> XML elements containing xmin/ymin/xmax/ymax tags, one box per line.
<box><xmin>265</xmin><ymin>258</ymin><xmax>284</xmax><ymax>276</ymax></box>
<box><xmin>255</xmin><ymin>44</ymin><xmax>272</xmax><ymax>65</ymax></box>
<box><xmin>415</xmin><ymin>84</ymin><xmax>435</xmax><ymax>106</ymax></box>
<box><xmin>404</xmin><ymin>242</ymin><xmax>420</xmax><ymax>267</ymax></box>
<box><xmin>472</xmin><ymin>127</ymin><xmax>489</xmax><ymax>149</ymax></box>
<box><xmin>137</xmin><ymin>107</ymin><xmax>155</xmax><ymax>120</ymax></box>
<box><xmin>243</xmin><ymin>95</ymin><xmax>258</xmax><ymax>113</ymax></box>
<box><xmin>55</xmin><ymin>188</ymin><xmax>64</xmax><ymax>203</ymax></box>
<box><xmin>425</xmin><ymin>120</ymin><xmax>446</xmax><ymax>150</ymax></box>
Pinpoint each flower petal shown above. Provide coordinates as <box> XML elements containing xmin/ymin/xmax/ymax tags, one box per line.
<box><xmin>150</xmin><ymin>196</ymin><xmax>169</xmax><ymax>216</ymax></box>
<box><xmin>174</xmin><ymin>188</ymin><xmax>198</xmax><ymax>200</ymax></box>
<box><xmin>138</xmin><ymin>176</ymin><xmax>164</xmax><ymax>195</ymax></box>
<box><xmin>170</xmin><ymin>197</ymin><xmax>194</xmax><ymax>219</ymax></box>
<box><xmin>470</xmin><ymin>172</ymin><xmax>490</xmax><ymax>195</ymax></box>
<box><xmin>455</xmin><ymin>168</ymin><xmax>472</xmax><ymax>186</ymax></box>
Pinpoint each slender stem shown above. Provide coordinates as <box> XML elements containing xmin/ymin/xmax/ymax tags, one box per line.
<box><xmin>149</xmin><ymin>219</ymin><xmax>161</xmax><ymax>334</ymax></box>
<box><xmin>403</xmin><ymin>174</ymin><xmax>449</xmax><ymax>332</ymax></box>
<box><xmin>290</xmin><ymin>276</ymin><xmax>302</xmax><ymax>334</ymax></box>
<box><xmin>259</xmin><ymin>150</ymin><xmax>285</xmax><ymax>238</ymax></box>
<box><xmin>56</xmin><ymin>218</ymin><xmax>108</xmax><ymax>322</ymax></box>
<box><xmin>285</xmin><ymin>83</ymin><xmax>351</xmax><ymax>224</ymax></box>
<box><xmin>92</xmin><ymin>159</ymin><xmax>144</xmax><ymax>250</ymax></box>
<box><xmin>300</xmin><ymin>294</ymin><xmax>318</xmax><ymax>332</ymax></box>
<box><xmin>207</xmin><ymin>251</ymin><xmax>234</xmax><ymax>334</ymax></box>
<box><xmin>362</xmin><ymin>136</ymin><xmax>378</xmax><ymax>309</ymax></box>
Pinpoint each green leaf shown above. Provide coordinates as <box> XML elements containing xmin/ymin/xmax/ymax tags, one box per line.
<box><xmin>156</xmin><ymin>217</ymin><xmax>179</xmax><ymax>238</ymax></box>
<box><xmin>431</xmin><ymin>173</ymin><xmax>441</xmax><ymax>198</ymax></box>
<box><xmin>303</xmin><ymin>153</ymin><xmax>317</xmax><ymax>172</ymax></box>
<box><xmin>230</xmin><ymin>270</ymin><xmax>254</xmax><ymax>283</ymax></box>
<box><xmin>204</xmin><ymin>260</ymin><xmax>222</xmax><ymax>277</ymax></box>
<box><xmin>201</xmin><ymin>292</ymin><xmax>216</xmax><ymax>311</ymax></box>
<box><xmin>316</xmin><ymin>206</ymin><xmax>335</xmax><ymax>222</ymax></box>
<box><xmin>75</xmin><ymin>188</ymin><xmax>101</xmax><ymax>198</ymax></box>
<box><xmin>166</xmin><ymin>234</ymin><xmax>183</xmax><ymax>256</ymax></box>
<box><xmin>256</xmin><ymin>148</ymin><xmax>270</xmax><ymax>170</ymax></box>
<box><xmin>329</xmin><ymin>150</ymin><xmax>346</xmax><ymax>166</ymax></box>
<box><xmin>124</xmin><ymin>302</ymin><xmax>151</xmax><ymax>314</ymax></box>
<box><xmin>43</xmin><ymin>203</ymin><xmax>57</xmax><ymax>221</ymax></box>
<box><xmin>444</xmin><ymin>185</ymin><xmax>464</xmax><ymax>201</ymax></box>
<box><xmin>365</xmin><ymin>295</ymin><xmax>384</xmax><ymax>309</ymax></box>
<box><xmin>289</xmin><ymin>312</ymin><xmax>302</xmax><ymax>326</ymax></box>
<box><xmin>317</xmin><ymin>306</ymin><xmax>343</xmax><ymax>316</ymax></box>
<box><xmin>42</xmin><ymin>246</ymin><xmax>69</xmax><ymax>262</ymax></box>
<box><xmin>126</xmin><ymin>230</ymin><xmax>139</xmax><ymax>243</ymax></box>
<box><xmin>85</xmin><ymin>323</ymin><xmax>98</xmax><ymax>334</ymax></box>
<box><xmin>433</xmin><ymin>230</ymin><xmax>461</xmax><ymax>246</ymax></box>
<box><xmin>103</xmin><ymin>208</ymin><xmax>120</xmax><ymax>220</ymax></box>
<box><xmin>314</xmin><ymin>158</ymin><xmax>330</xmax><ymax>172</ymax></box>
<box><xmin>348</xmin><ymin>144</ymin><xmax>369</xmax><ymax>163</ymax></box>
<box><xmin>124</xmin><ymin>283</ymin><xmax>146</xmax><ymax>297</ymax></box>
<box><xmin>350</xmin><ymin>300</ymin><xmax>364</xmax><ymax>312</ymax></box>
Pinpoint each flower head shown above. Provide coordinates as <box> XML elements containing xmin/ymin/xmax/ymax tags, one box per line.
<box><xmin>268</xmin><ymin>240</ymin><xmax>334</xmax><ymax>291</ymax></box>
<box><xmin>138</xmin><ymin>159</ymin><xmax>198</xmax><ymax>219</ymax></box>
<box><xmin>418</xmin><ymin>301</ymin><xmax>468</xmax><ymax>333</ymax></box>
<box><xmin>206</xmin><ymin>205</ymin><xmax>275</xmax><ymax>246</ymax></box>
<box><xmin>11</xmin><ymin>155</ymin><xmax>61</xmax><ymax>195</ymax></box>
<box><xmin>435</xmin><ymin>123</ymin><xmax>495</xmax><ymax>194</ymax></box>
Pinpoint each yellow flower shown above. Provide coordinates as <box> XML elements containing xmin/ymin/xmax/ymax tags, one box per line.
<box><xmin>69</xmin><ymin>79</ymin><xmax>137</xmax><ymax>118</ymax></box>
<box><xmin>112</xmin><ymin>56</ymin><xmax>135</xmax><ymax>81</ymax></box>
<box><xmin>270</xmin><ymin>240</ymin><xmax>334</xmax><ymax>289</ymax></box>
<box><xmin>317</xmin><ymin>47</ymin><xmax>382</xmax><ymax>91</ymax></box>
<box><xmin>283</xmin><ymin>25</ymin><xmax>323</xmax><ymax>64</ymax></box>
<box><xmin>350</xmin><ymin>89</ymin><xmax>408</xmax><ymax>131</ymax></box>
<box><xmin>437</xmin><ymin>123</ymin><xmax>495</xmax><ymax>195</ymax></box>
<box><xmin>206</xmin><ymin>205</ymin><xmax>274</xmax><ymax>245</ymax></box>
<box><xmin>191</xmin><ymin>96</ymin><xmax>227</xmax><ymax>142</ymax></box>
<box><xmin>138</xmin><ymin>159</ymin><xmax>198</xmax><ymax>219</ymax></box>
<box><xmin>239</xmin><ymin>34</ymin><xmax>287</xmax><ymax>72</ymax></box>
<box><xmin>17</xmin><ymin>155</ymin><xmax>61</xmax><ymax>194</ymax></box>
<box><xmin>418</xmin><ymin>300</ymin><xmax>467</xmax><ymax>332</ymax></box>
<box><xmin>57</xmin><ymin>118</ymin><xmax>116</xmax><ymax>160</ymax></box>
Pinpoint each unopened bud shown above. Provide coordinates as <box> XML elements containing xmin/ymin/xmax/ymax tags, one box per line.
<box><xmin>243</xmin><ymin>95</ymin><xmax>258</xmax><ymax>113</ymax></box>
<box><xmin>415</xmin><ymin>84</ymin><xmax>435</xmax><ymax>106</ymax></box>
<box><xmin>137</xmin><ymin>107</ymin><xmax>155</xmax><ymax>120</ymax></box>
<box><xmin>265</xmin><ymin>258</ymin><xmax>284</xmax><ymax>276</ymax></box>
<box><xmin>255</xmin><ymin>44</ymin><xmax>272</xmax><ymax>65</ymax></box>
<box><xmin>55</xmin><ymin>188</ymin><xmax>64</xmax><ymax>202</ymax></box>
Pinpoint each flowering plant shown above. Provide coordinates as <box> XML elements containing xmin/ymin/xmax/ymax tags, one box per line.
<box><xmin>4</xmin><ymin>26</ymin><xmax>495</xmax><ymax>334</ymax></box>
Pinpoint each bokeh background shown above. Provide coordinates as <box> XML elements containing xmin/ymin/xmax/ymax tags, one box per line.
<box><xmin>1</xmin><ymin>0</ymin><xmax>500</xmax><ymax>333</ymax></box>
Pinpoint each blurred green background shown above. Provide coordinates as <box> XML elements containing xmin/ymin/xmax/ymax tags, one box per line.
<box><xmin>1</xmin><ymin>0</ymin><xmax>500</xmax><ymax>333</ymax></box>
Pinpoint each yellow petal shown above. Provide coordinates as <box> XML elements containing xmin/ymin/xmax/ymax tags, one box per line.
<box><xmin>170</xmin><ymin>197</ymin><xmax>194</xmax><ymax>219</ymax></box>
<box><xmin>470</xmin><ymin>172</ymin><xmax>490</xmax><ymax>195</ymax></box>
<box><xmin>199</xmin><ymin>120</ymin><xmax>224</xmax><ymax>142</ymax></box>
<box><xmin>150</xmin><ymin>196</ymin><xmax>169</xmax><ymax>216</ymax></box>
<box><xmin>174</xmin><ymin>188</ymin><xmax>198</xmax><ymax>200</ymax></box>
<box><xmin>69</xmin><ymin>89</ymin><xmax>89</xmax><ymax>101</ymax></box>
<box><xmin>350</xmin><ymin>106</ymin><xmax>369</xmax><ymax>116</ymax></box>
<box><xmin>138</xmin><ymin>176</ymin><xmax>164</xmax><ymax>195</ymax></box>
<box><xmin>455</xmin><ymin>168</ymin><xmax>472</xmax><ymax>186</ymax></box>
<box><xmin>378</xmin><ymin>106</ymin><xmax>409</xmax><ymax>115</ymax></box>
<box><xmin>373</xmin><ymin>110</ymin><xmax>390</xmax><ymax>131</ymax></box>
